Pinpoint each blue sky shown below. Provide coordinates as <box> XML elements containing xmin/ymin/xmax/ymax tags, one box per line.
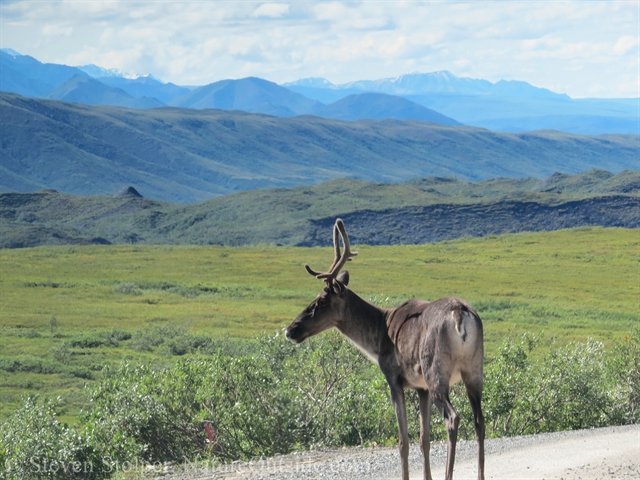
<box><xmin>1</xmin><ymin>1</ymin><xmax>638</xmax><ymax>98</ymax></box>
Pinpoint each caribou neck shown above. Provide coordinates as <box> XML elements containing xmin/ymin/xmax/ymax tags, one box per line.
<box><xmin>335</xmin><ymin>289</ymin><xmax>392</xmax><ymax>362</ymax></box>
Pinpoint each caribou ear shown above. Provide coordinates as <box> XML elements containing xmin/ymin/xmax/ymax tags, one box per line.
<box><xmin>336</xmin><ymin>270</ymin><xmax>349</xmax><ymax>287</ymax></box>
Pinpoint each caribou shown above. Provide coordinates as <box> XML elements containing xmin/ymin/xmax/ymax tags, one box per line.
<box><xmin>286</xmin><ymin>219</ymin><xmax>485</xmax><ymax>480</ymax></box>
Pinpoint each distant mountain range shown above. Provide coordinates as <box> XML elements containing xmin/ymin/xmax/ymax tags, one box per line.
<box><xmin>284</xmin><ymin>71</ymin><xmax>567</xmax><ymax>99</ymax></box>
<box><xmin>1</xmin><ymin>49</ymin><xmax>637</xmax><ymax>134</ymax></box>
<box><xmin>285</xmin><ymin>73</ymin><xmax>639</xmax><ymax>135</ymax></box>
<box><xmin>2</xmin><ymin>92</ymin><xmax>638</xmax><ymax>203</ymax></box>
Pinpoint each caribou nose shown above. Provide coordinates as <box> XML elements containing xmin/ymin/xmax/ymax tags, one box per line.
<box><xmin>285</xmin><ymin>327</ymin><xmax>301</xmax><ymax>344</ymax></box>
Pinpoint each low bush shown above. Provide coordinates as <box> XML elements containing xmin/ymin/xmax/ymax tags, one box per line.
<box><xmin>0</xmin><ymin>356</ymin><xmax>61</xmax><ymax>375</ymax></box>
<box><xmin>1</xmin><ymin>330</ymin><xmax>637</xmax><ymax>478</ymax></box>
<box><xmin>482</xmin><ymin>335</ymin><xmax>620</xmax><ymax>436</ymax></box>
<box><xmin>64</xmin><ymin>329</ymin><xmax>132</xmax><ymax>349</ymax></box>
<box><xmin>0</xmin><ymin>397</ymin><xmax>105</xmax><ymax>480</ymax></box>
<box><xmin>607</xmin><ymin>327</ymin><xmax>640</xmax><ymax>424</ymax></box>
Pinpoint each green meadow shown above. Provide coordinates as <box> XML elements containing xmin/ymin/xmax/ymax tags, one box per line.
<box><xmin>0</xmin><ymin>227</ymin><xmax>638</xmax><ymax>421</ymax></box>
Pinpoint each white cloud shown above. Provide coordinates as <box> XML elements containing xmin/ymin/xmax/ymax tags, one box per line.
<box><xmin>613</xmin><ymin>35</ymin><xmax>639</xmax><ymax>55</ymax></box>
<box><xmin>1</xmin><ymin>1</ymin><xmax>638</xmax><ymax>97</ymax></box>
<box><xmin>253</xmin><ymin>3</ymin><xmax>290</xmax><ymax>19</ymax></box>
<box><xmin>41</xmin><ymin>24</ymin><xmax>73</xmax><ymax>37</ymax></box>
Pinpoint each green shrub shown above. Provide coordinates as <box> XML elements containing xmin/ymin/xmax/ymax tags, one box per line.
<box><xmin>65</xmin><ymin>329</ymin><xmax>132</xmax><ymax>349</ymax></box>
<box><xmin>0</xmin><ymin>397</ymin><xmax>105</xmax><ymax>479</ymax></box>
<box><xmin>0</xmin><ymin>356</ymin><xmax>61</xmax><ymax>375</ymax></box>
<box><xmin>482</xmin><ymin>334</ymin><xmax>629</xmax><ymax>437</ymax></box>
<box><xmin>608</xmin><ymin>327</ymin><xmax>640</xmax><ymax>424</ymax></box>
<box><xmin>113</xmin><ymin>283</ymin><xmax>141</xmax><ymax>296</ymax></box>
<box><xmin>2</xmin><ymin>331</ymin><xmax>638</xmax><ymax>475</ymax></box>
<box><xmin>82</xmin><ymin>363</ymin><xmax>201</xmax><ymax>465</ymax></box>
<box><xmin>51</xmin><ymin>345</ymin><xmax>72</xmax><ymax>365</ymax></box>
<box><xmin>65</xmin><ymin>336</ymin><xmax>107</xmax><ymax>349</ymax></box>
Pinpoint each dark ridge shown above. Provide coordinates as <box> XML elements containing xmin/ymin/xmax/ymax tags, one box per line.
<box><xmin>300</xmin><ymin>196</ymin><xmax>640</xmax><ymax>246</ymax></box>
<box><xmin>114</xmin><ymin>186</ymin><xmax>142</xmax><ymax>198</ymax></box>
<box><xmin>0</xmin><ymin>170</ymin><xmax>638</xmax><ymax>248</ymax></box>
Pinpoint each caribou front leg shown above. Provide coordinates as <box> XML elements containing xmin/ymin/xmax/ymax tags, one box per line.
<box><xmin>388</xmin><ymin>379</ymin><xmax>410</xmax><ymax>480</ymax></box>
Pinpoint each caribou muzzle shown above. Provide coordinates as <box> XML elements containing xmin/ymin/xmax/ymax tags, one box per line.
<box><xmin>286</xmin><ymin>302</ymin><xmax>331</xmax><ymax>344</ymax></box>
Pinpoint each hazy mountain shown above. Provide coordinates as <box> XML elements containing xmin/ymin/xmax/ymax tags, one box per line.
<box><xmin>282</xmin><ymin>86</ymin><xmax>365</xmax><ymax>104</ymax></box>
<box><xmin>476</xmin><ymin>114</ymin><xmax>639</xmax><ymax>136</ymax></box>
<box><xmin>2</xmin><ymin>49</ymin><xmax>636</xmax><ymax>134</ymax></box>
<box><xmin>0</xmin><ymin>48</ymin><xmax>22</xmax><ymax>57</ymax></box>
<box><xmin>285</xmin><ymin>71</ymin><xmax>568</xmax><ymax>99</ymax></box>
<box><xmin>316</xmin><ymin>93</ymin><xmax>461</xmax><ymax>124</ymax></box>
<box><xmin>170</xmin><ymin>77</ymin><xmax>323</xmax><ymax>116</ymax></box>
<box><xmin>404</xmin><ymin>94</ymin><xmax>639</xmax><ymax>134</ymax></box>
<box><xmin>2</xmin><ymin>92</ymin><xmax>637</xmax><ymax>203</ymax></box>
<box><xmin>45</xmin><ymin>75</ymin><xmax>164</xmax><ymax>108</ymax></box>
<box><xmin>284</xmin><ymin>71</ymin><xmax>638</xmax><ymax>134</ymax></box>
<box><xmin>98</xmin><ymin>76</ymin><xmax>191</xmax><ymax>104</ymax></box>
<box><xmin>0</xmin><ymin>50</ymin><xmax>87</xmax><ymax>97</ymax></box>
<box><xmin>0</xmin><ymin>61</ymin><xmax>51</xmax><ymax>98</ymax></box>
<box><xmin>76</xmin><ymin>64</ymin><xmax>141</xmax><ymax>79</ymax></box>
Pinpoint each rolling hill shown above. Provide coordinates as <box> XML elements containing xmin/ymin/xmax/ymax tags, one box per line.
<box><xmin>1</xmin><ymin>170</ymin><xmax>638</xmax><ymax>249</ymax></box>
<box><xmin>1</xmin><ymin>92</ymin><xmax>638</xmax><ymax>203</ymax></box>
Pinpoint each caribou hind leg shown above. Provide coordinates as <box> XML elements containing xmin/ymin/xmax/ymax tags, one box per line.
<box><xmin>463</xmin><ymin>374</ymin><xmax>485</xmax><ymax>480</ymax></box>
<box><xmin>417</xmin><ymin>389</ymin><xmax>434</xmax><ymax>480</ymax></box>
<box><xmin>431</xmin><ymin>389</ymin><xmax>459</xmax><ymax>480</ymax></box>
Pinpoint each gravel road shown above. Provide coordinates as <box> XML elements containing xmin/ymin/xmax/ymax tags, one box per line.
<box><xmin>160</xmin><ymin>424</ymin><xmax>639</xmax><ymax>480</ymax></box>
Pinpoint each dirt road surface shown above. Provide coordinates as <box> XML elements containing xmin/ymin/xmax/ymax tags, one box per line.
<box><xmin>416</xmin><ymin>424</ymin><xmax>639</xmax><ymax>480</ymax></box>
<box><xmin>160</xmin><ymin>424</ymin><xmax>639</xmax><ymax>480</ymax></box>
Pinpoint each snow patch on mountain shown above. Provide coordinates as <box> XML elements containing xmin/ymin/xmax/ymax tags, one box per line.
<box><xmin>76</xmin><ymin>64</ymin><xmax>160</xmax><ymax>82</ymax></box>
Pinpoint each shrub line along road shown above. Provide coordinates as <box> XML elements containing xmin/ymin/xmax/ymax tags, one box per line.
<box><xmin>159</xmin><ymin>424</ymin><xmax>639</xmax><ymax>479</ymax></box>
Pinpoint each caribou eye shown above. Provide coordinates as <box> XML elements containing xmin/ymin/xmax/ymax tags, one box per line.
<box><xmin>317</xmin><ymin>297</ymin><xmax>328</xmax><ymax>307</ymax></box>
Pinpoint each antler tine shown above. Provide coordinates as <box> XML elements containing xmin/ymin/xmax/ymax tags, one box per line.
<box><xmin>334</xmin><ymin>218</ymin><xmax>358</xmax><ymax>264</ymax></box>
<box><xmin>304</xmin><ymin>222</ymin><xmax>341</xmax><ymax>278</ymax></box>
<box><xmin>304</xmin><ymin>219</ymin><xmax>358</xmax><ymax>283</ymax></box>
<box><xmin>315</xmin><ymin>219</ymin><xmax>358</xmax><ymax>281</ymax></box>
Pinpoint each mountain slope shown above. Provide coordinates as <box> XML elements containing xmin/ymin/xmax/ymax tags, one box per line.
<box><xmin>0</xmin><ymin>170</ymin><xmax>638</xmax><ymax>248</ymax></box>
<box><xmin>45</xmin><ymin>75</ymin><xmax>164</xmax><ymax>108</ymax></box>
<box><xmin>1</xmin><ymin>92</ymin><xmax>638</xmax><ymax>203</ymax></box>
<box><xmin>315</xmin><ymin>93</ymin><xmax>461</xmax><ymax>124</ymax></box>
<box><xmin>170</xmin><ymin>77</ymin><xmax>323</xmax><ymax>116</ymax></box>
<box><xmin>0</xmin><ymin>50</ymin><xmax>87</xmax><ymax>96</ymax></box>
<box><xmin>0</xmin><ymin>61</ymin><xmax>53</xmax><ymax>97</ymax></box>
<box><xmin>97</xmin><ymin>76</ymin><xmax>191</xmax><ymax>104</ymax></box>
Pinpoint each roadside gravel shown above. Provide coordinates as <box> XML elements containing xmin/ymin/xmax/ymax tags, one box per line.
<box><xmin>158</xmin><ymin>424</ymin><xmax>639</xmax><ymax>480</ymax></box>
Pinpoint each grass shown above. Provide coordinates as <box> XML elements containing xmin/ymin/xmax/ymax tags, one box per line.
<box><xmin>0</xmin><ymin>227</ymin><xmax>638</xmax><ymax>421</ymax></box>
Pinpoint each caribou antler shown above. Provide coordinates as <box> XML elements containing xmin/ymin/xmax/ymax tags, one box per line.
<box><xmin>305</xmin><ymin>219</ymin><xmax>358</xmax><ymax>286</ymax></box>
